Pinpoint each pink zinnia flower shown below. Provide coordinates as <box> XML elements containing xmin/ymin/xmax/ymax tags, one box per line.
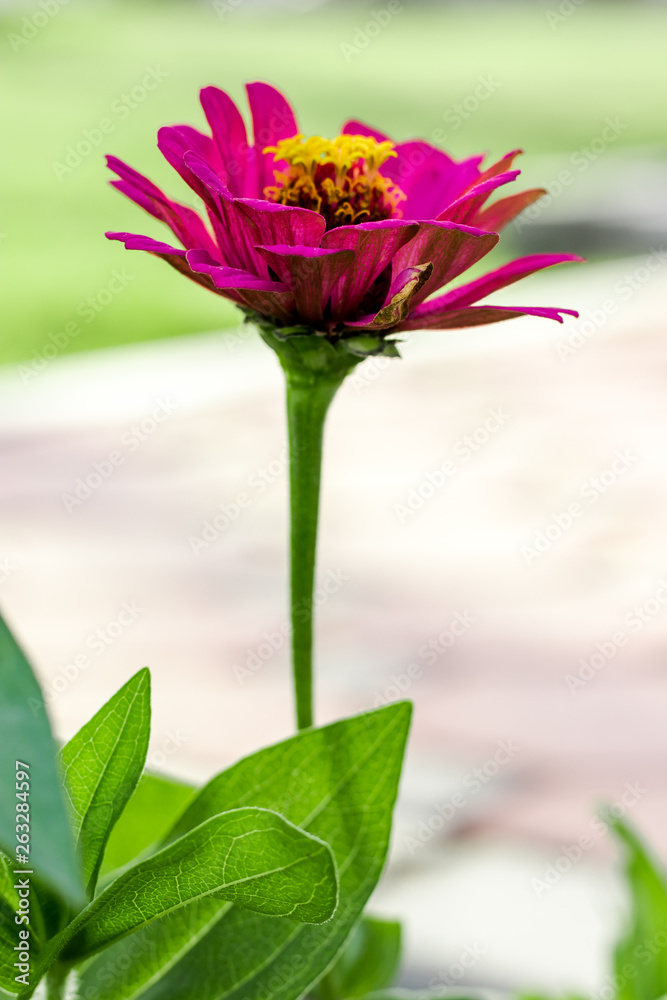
<box><xmin>106</xmin><ymin>82</ymin><xmax>581</xmax><ymax>343</ymax></box>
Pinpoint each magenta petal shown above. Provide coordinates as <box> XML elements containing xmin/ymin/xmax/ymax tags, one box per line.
<box><xmin>184</xmin><ymin>152</ymin><xmax>270</xmax><ymax>275</ymax></box>
<box><xmin>384</xmin><ymin>145</ymin><xmax>484</xmax><ymax>220</ymax></box>
<box><xmin>106</xmin><ymin>156</ymin><xmax>218</xmax><ymax>256</ymax></box>
<box><xmin>255</xmin><ymin>245</ymin><xmax>354</xmax><ymax>325</ymax></box>
<box><xmin>246</xmin><ymin>81</ymin><xmax>299</xmax><ymax>198</ymax></box>
<box><xmin>426</xmin><ymin>253</ymin><xmax>585</xmax><ymax>311</ymax></box>
<box><xmin>340</xmin><ymin>119</ymin><xmax>392</xmax><ymax>143</ymax></box>
<box><xmin>106</xmin><ymin>231</ymin><xmax>185</xmax><ymax>255</ymax></box>
<box><xmin>321</xmin><ymin>219</ymin><xmax>419</xmax><ymax>318</ymax></box>
<box><xmin>474</xmin><ymin>188</ymin><xmax>546</xmax><ymax>232</ymax></box>
<box><xmin>236</xmin><ymin>199</ymin><xmax>326</xmax><ymax>250</ymax></box>
<box><xmin>200</xmin><ymin>86</ymin><xmax>252</xmax><ymax>198</ymax></box>
<box><xmin>390</xmin><ymin>221</ymin><xmax>499</xmax><ymax>305</ymax></box>
<box><xmin>187</xmin><ymin>249</ymin><xmax>296</xmax><ymax>321</ymax></box>
<box><xmin>438</xmin><ymin>170</ymin><xmax>521</xmax><ymax>226</ymax></box>
<box><xmin>106</xmin><ymin>232</ymin><xmax>221</xmax><ymax>294</ymax></box>
<box><xmin>156</xmin><ymin>126</ymin><xmax>222</xmax><ymax>212</ymax></box>
<box><xmin>106</xmin><ymin>155</ymin><xmax>165</xmax><ymax>201</ymax></box>
<box><xmin>472</xmin><ymin>149</ymin><xmax>523</xmax><ymax>186</ymax></box>
<box><xmin>398</xmin><ymin>303</ymin><xmax>579</xmax><ymax>331</ymax></box>
<box><xmin>110</xmin><ymin>180</ymin><xmax>160</xmax><ymax>220</ymax></box>
<box><xmin>187</xmin><ymin>250</ymin><xmax>282</xmax><ymax>290</ymax></box>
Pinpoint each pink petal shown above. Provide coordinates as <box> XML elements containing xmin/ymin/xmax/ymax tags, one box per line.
<box><xmin>321</xmin><ymin>219</ymin><xmax>418</xmax><ymax>318</ymax></box>
<box><xmin>106</xmin><ymin>231</ymin><xmax>221</xmax><ymax>294</ymax></box>
<box><xmin>437</xmin><ymin>170</ymin><xmax>521</xmax><ymax>226</ymax></box>
<box><xmin>468</xmin><ymin>149</ymin><xmax>523</xmax><ymax>188</ymax></box>
<box><xmin>157</xmin><ymin>126</ymin><xmax>221</xmax><ymax>209</ymax></box>
<box><xmin>106</xmin><ymin>156</ymin><xmax>219</xmax><ymax>257</ymax></box>
<box><xmin>236</xmin><ymin>198</ymin><xmax>325</xmax><ymax>250</ymax></box>
<box><xmin>200</xmin><ymin>86</ymin><xmax>252</xmax><ymax>198</ymax></box>
<box><xmin>474</xmin><ymin>188</ymin><xmax>546</xmax><ymax>232</ymax></box>
<box><xmin>390</xmin><ymin>221</ymin><xmax>499</xmax><ymax>306</ymax></box>
<box><xmin>398</xmin><ymin>303</ymin><xmax>579</xmax><ymax>331</ymax></box>
<box><xmin>255</xmin><ymin>245</ymin><xmax>354</xmax><ymax>325</ymax></box>
<box><xmin>187</xmin><ymin>248</ymin><xmax>296</xmax><ymax>321</ymax></box>
<box><xmin>106</xmin><ymin>232</ymin><xmax>185</xmax><ymax>255</ymax></box>
<box><xmin>423</xmin><ymin>253</ymin><xmax>585</xmax><ymax>312</ymax></box>
<box><xmin>383</xmin><ymin>144</ymin><xmax>484</xmax><ymax>220</ymax></box>
<box><xmin>246</xmin><ymin>81</ymin><xmax>299</xmax><ymax>198</ymax></box>
<box><xmin>184</xmin><ymin>152</ymin><xmax>268</xmax><ymax>275</ymax></box>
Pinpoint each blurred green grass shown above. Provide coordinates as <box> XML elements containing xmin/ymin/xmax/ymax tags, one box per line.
<box><xmin>1</xmin><ymin>0</ymin><xmax>666</xmax><ymax>365</ymax></box>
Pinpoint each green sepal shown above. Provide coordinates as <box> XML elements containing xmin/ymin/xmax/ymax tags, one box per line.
<box><xmin>342</xmin><ymin>335</ymin><xmax>402</xmax><ymax>359</ymax></box>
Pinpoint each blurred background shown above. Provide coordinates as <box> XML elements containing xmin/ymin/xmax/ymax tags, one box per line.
<box><xmin>2</xmin><ymin>0</ymin><xmax>667</xmax><ymax>992</ymax></box>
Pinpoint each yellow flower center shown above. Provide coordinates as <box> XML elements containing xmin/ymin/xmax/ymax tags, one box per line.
<box><xmin>263</xmin><ymin>134</ymin><xmax>406</xmax><ymax>230</ymax></box>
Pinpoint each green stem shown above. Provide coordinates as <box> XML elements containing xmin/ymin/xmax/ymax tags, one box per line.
<box><xmin>285</xmin><ymin>373</ymin><xmax>344</xmax><ymax>730</ymax></box>
<box><xmin>45</xmin><ymin>965</ymin><xmax>68</xmax><ymax>1000</ymax></box>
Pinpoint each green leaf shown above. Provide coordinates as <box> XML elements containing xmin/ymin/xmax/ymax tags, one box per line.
<box><xmin>78</xmin><ymin>701</ymin><xmax>411</xmax><ymax>1000</ymax></box>
<box><xmin>318</xmin><ymin>916</ymin><xmax>402</xmax><ymax>998</ymax></box>
<box><xmin>60</xmin><ymin>668</ymin><xmax>151</xmax><ymax>896</ymax></box>
<box><xmin>99</xmin><ymin>772</ymin><xmax>194</xmax><ymax>880</ymax></box>
<box><xmin>0</xmin><ymin>851</ymin><xmax>20</xmax><ymax>914</ymax></box>
<box><xmin>611</xmin><ymin>815</ymin><xmax>667</xmax><ymax>1000</ymax></box>
<box><xmin>20</xmin><ymin>807</ymin><xmax>338</xmax><ymax>996</ymax></box>
<box><xmin>64</xmin><ymin>806</ymin><xmax>337</xmax><ymax>961</ymax></box>
<box><xmin>361</xmin><ymin>993</ymin><xmax>486</xmax><ymax>1000</ymax></box>
<box><xmin>0</xmin><ymin>850</ymin><xmax>24</xmax><ymax>993</ymax></box>
<box><xmin>0</xmin><ymin>611</ymin><xmax>84</xmax><ymax>909</ymax></box>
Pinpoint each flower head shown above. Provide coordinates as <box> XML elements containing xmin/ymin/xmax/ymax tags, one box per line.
<box><xmin>106</xmin><ymin>82</ymin><xmax>582</xmax><ymax>356</ymax></box>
